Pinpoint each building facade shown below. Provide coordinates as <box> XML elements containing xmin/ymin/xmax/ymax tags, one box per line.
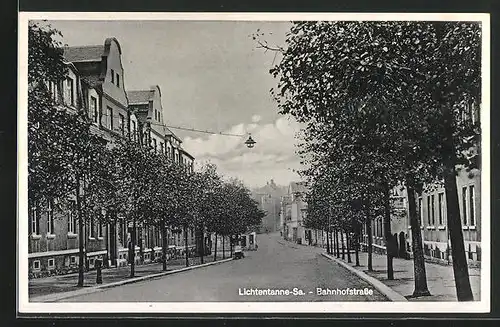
<box><xmin>282</xmin><ymin>182</ymin><xmax>307</xmax><ymax>244</ymax></box>
<box><xmin>28</xmin><ymin>37</ymin><xmax>197</xmax><ymax>278</ymax></box>
<box><xmin>361</xmin><ymin>100</ymin><xmax>482</xmax><ymax>265</ymax></box>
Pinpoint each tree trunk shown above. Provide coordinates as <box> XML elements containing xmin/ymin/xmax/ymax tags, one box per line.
<box><xmin>326</xmin><ymin>228</ymin><xmax>331</xmax><ymax>254</ymax></box>
<box><xmin>366</xmin><ymin>213</ymin><xmax>373</xmax><ymax>271</ymax></box>
<box><xmin>222</xmin><ymin>235</ymin><xmax>225</xmax><ymax>259</ymax></box>
<box><xmin>76</xmin><ymin>177</ymin><xmax>85</xmax><ymax>287</ymax></box>
<box><xmin>407</xmin><ymin>178</ymin><xmax>431</xmax><ymax>297</ymax></box>
<box><xmin>130</xmin><ymin>219</ymin><xmax>136</xmax><ymax>278</ymax></box>
<box><xmin>162</xmin><ymin>221</ymin><xmax>167</xmax><ymax>271</ymax></box>
<box><xmin>213</xmin><ymin>233</ymin><xmax>217</xmax><ymax>261</ymax></box>
<box><xmin>433</xmin><ymin>20</ymin><xmax>473</xmax><ymax>301</ymax></box>
<box><xmin>384</xmin><ymin>184</ymin><xmax>394</xmax><ymax>280</ymax></box>
<box><xmin>335</xmin><ymin>229</ymin><xmax>340</xmax><ymax>258</ymax></box>
<box><xmin>341</xmin><ymin>229</ymin><xmax>346</xmax><ymax>260</ymax></box>
<box><xmin>443</xmin><ymin>165</ymin><xmax>474</xmax><ymax>301</ymax></box>
<box><xmin>230</xmin><ymin>235</ymin><xmax>233</xmax><ymax>257</ymax></box>
<box><xmin>346</xmin><ymin>229</ymin><xmax>352</xmax><ymax>263</ymax></box>
<box><xmin>355</xmin><ymin>222</ymin><xmax>360</xmax><ymax>266</ymax></box>
<box><xmin>184</xmin><ymin>225</ymin><xmax>189</xmax><ymax>267</ymax></box>
<box><xmin>331</xmin><ymin>230</ymin><xmax>335</xmax><ymax>256</ymax></box>
<box><xmin>199</xmin><ymin>224</ymin><xmax>204</xmax><ymax>265</ymax></box>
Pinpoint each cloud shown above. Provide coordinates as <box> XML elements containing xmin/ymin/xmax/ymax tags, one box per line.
<box><xmin>251</xmin><ymin>114</ymin><xmax>262</xmax><ymax>123</ymax></box>
<box><xmin>183</xmin><ymin>116</ymin><xmax>304</xmax><ymax>188</ymax></box>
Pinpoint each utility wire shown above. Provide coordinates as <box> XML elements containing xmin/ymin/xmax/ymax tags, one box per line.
<box><xmin>98</xmin><ymin>113</ymin><xmax>246</xmax><ymax>138</ymax></box>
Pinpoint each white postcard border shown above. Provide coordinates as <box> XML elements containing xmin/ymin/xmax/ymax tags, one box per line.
<box><xmin>17</xmin><ymin>11</ymin><xmax>491</xmax><ymax>314</ymax></box>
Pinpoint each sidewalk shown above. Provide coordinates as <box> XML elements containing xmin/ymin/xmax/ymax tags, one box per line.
<box><xmin>328</xmin><ymin>251</ymin><xmax>481</xmax><ymax>301</ymax></box>
<box><xmin>29</xmin><ymin>251</ymin><xmax>233</xmax><ymax>299</ymax></box>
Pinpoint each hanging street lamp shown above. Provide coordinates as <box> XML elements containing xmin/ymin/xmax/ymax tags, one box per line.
<box><xmin>244</xmin><ymin>133</ymin><xmax>256</xmax><ymax>149</ymax></box>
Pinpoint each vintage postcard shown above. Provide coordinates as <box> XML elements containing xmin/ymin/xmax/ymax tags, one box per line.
<box><xmin>17</xmin><ymin>12</ymin><xmax>490</xmax><ymax>314</ymax></box>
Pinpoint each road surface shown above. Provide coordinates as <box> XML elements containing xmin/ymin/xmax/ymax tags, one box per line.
<box><xmin>60</xmin><ymin>232</ymin><xmax>388</xmax><ymax>302</ymax></box>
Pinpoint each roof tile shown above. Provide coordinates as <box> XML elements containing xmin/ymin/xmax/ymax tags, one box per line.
<box><xmin>63</xmin><ymin>45</ymin><xmax>105</xmax><ymax>63</ymax></box>
<box><xmin>127</xmin><ymin>90</ymin><xmax>154</xmax><ymax>104</ymax></box>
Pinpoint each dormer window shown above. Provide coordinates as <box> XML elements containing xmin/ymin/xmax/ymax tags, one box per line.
<box><xmin>111</xmin><ymin>69</ymin><xmax>115</xmax><ymax>84</ymax></box>
<box><xmin>116</xmin><ymin>73</ymin><xmax>120</xmax><ymax>87</ymax></box>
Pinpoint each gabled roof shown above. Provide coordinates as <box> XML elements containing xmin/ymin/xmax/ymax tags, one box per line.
<box><xmin>127</xmin><ymin>90</ymin><xmax>154</xmax><ymax>105</ymax></box>
<box><xmin>63</xmin><ymin>45</ymin><xmax>105</xmax><ymax>62</ymax></box>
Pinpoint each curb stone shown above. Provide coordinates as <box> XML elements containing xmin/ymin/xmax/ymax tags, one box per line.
<box><xmin>321</xmin><ymin>252</ymin><xmax>407</xmax><ymax>302</ymax></box>
<box><xmin>31</xmin><ymin>257</ymin><xmax>234</xmax><ymax>303</ymax></box>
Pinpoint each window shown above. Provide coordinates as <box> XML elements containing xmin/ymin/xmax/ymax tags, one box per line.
<box><xmin>418</xmin><ymin>197</ymin><xmax>423</xmax><ymax>227</ymax></box>
<box><xmin>111</xmin><ymin>69</ymin><xmax>115</xmax><ymax>84</ymax></box>
<box><xmin>131</xmin><ymin>120</ymin><xmax>137</xmax><ymax>140</ymax></box>
<box><xmin>33</xmin><ymin>260</ymin><xmax>41</xmax><ymax>271</ymax></box>
<box><xmin>116</xmin><ymin>73</ymin><xmax>120</xmax><ymax>87</ymax></box>
<box><xmin>48</xmin><ymin>81</ymin><xmax>58</xmax><ymax>101</ymax></box>
<box><xmin>31</xmin><ymin>201</ymin><xmax>40</xmax><ymax>235</ymax></box>
<box><xmin>438</xmin><ymin>193</ymin><xmax>445</xmax><ymax>226</ymax></box>
<box><xmin>70</xmin><ymin>256</ymin><xmax>76</xmax><ymax>265</ymax></box>
<box><xmin>426</xmin><ymin>195</ymin><xmax>431</xmax><ymax>225</ymax></box>
<box><xmin>107</xmin><ymin>106</ymin><xmax>113</xmax><ymax>130</ymax></box>
<box><xmin>152</xmin><ymin>138</ymin><xmax>157</xmax><ymax>152</ymax></box>
<box><xmin>119</xmin><ymin>113</ymin><xmax>125</xmax><ymax>135</ymax></box>
<box><xmin>47</xmin><ymin>200</ymin><xmax>54</xmax><ymax>235</ymax></box>
<box><xmin>47</xmin><ymin>258</ymin><xmax>55</xmax><ymax>270</ymax></box>
<box><xmin>431</xmin><ymin>194</ymin><xmax>435</xmax><ymax>226</ymax></box>
<box><xmin>67</xmin><ymin>200</ymin><xmax>76</xmax><ymax>234</ymax></box>
<box><xmin>160</xmin><ymin>142</ymin><xmax>164</xmax><ymax>154</ymax></box>
<box><xmin>469</xmin><ymin>185</ymin><xmax>476</xmax><ymax>226</ymax></box>
<box><xmin>89</xmin><ymin>219</ymin><xmax>95</xmax><ymax>239</ymax></box>
<box><xmin>144</xmin><ymin>224</ymin><xmax>149</xmax><ymax>248</ymax></box>
<box><xmin>90</xmin><ymin>96</ymin><xmax>98</xmax><ymax>123</ymax></box>
<box><xmin>154</xmin><ymin>228</ymin><xmax>160</xmax><ymax>247</ymax></box>
<box><xmin>65</xmin><ymin>77</ymin><xmax>74</xmax><ymax>105</ymax></box>
<box><xmin>97</xmin><ymin>222</ymin><xmax>103</xmax><ymax>238</ymax></box>
<box><xmin>462</xmin><ymin>186</ymin><xmax>468</xmax><ymax>225</ymax></box>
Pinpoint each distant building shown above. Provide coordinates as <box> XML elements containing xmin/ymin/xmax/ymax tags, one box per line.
<box><xmin>252</xmin><ymin>180</ymin><xmax>286</xmax><ymax>233</ymax></box>
<box><xmin>282</xmin><ymin>181</ymin><xmax>307</xmax><ymax>243</ymax></box>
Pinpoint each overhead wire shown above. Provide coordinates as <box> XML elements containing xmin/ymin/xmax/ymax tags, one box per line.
<box><xmin>98</xmin><ymin>112</ymin><xmax>246</xmax><ymax>138</ymax></box>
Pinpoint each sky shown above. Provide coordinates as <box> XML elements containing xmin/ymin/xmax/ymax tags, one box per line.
<box><xmin>42</xmin><ymin>20</ymin><xmax>303</xmax><ymax>188</ymax></box>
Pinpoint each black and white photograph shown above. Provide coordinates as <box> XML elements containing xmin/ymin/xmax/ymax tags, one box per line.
<box><xmin>17</xmin><ymin>12</ymin><xmax>490</xmax><ymax>314</ymax></box>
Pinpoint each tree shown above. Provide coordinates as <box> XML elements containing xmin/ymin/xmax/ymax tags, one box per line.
<box><xmin>111</xmin><ymin>136</ymin><xmax>161</xmax><ymax>277</ymax></box>
<box><xmin>265</xmin><ymin>21</ymin><xmax>480</xmax><ymax>300</ymax></box>
<box><xmin>28</xmin><ymin>22</ymin><xmax>115</xmax><ymax>286</ymax></box>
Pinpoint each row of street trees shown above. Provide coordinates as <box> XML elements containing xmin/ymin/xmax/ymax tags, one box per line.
<box><xmin>28</xmin><ymin>22</ymin><xmax>265</xmax><ymax>286</ymax></box>
<box><xmin>262</xmin><ymin>21</ymin><xmax>481</xmax><ymax>301</ymax></box>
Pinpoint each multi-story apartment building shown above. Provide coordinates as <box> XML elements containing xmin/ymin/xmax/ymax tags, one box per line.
<box><xmin>127</xmin><ymin>85</ymin><xmax>197</xmax><ymax>261</ymax></box>
<box><xmin>361</xmin><ymin>102</ymin><xmax>481</xmax><ymax>265</ymax></box>
<box><xmin>281</xmin><ymin>182</ymin><xmax>327</xmax><ymax>247</ymax></box>
<box><xmin>253</xmin><ymin>180</ymin><xmax>286</xmax><ymax>233</ymax></box>
<box><xmin>28</xmin><ymin>37</ymin><xmax>198</xmax><ymax>277</ymax></box>
<box><xmin>282</xmin><ymin>182</ymin><xmax>307</xmax><ymax>243</ymax></box>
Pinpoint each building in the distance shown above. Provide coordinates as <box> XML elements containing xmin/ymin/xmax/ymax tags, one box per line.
<box><xmin>252</xmin><ymin>180</ymin><xmax>285</xmax><ymax>233</ymax></box>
